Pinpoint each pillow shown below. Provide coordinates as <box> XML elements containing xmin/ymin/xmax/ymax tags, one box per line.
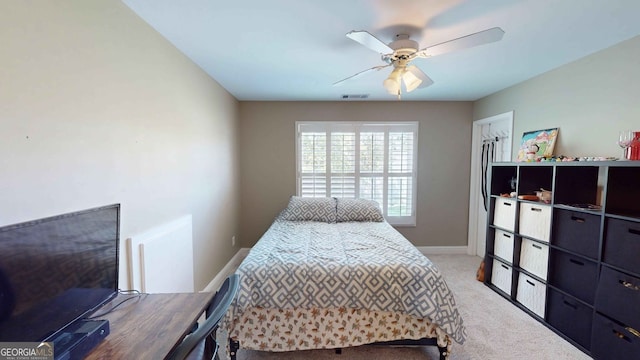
<box><xmin>336</xmin><ymin>198</ymin><xmax>384</xmax><ymax>222</ymax></box>
<box><xmin>279</xmin><ymin>196</ymin><xmax>337</xmax><ymax>223</ymax></box>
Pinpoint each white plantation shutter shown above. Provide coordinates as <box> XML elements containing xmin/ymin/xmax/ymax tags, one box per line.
<box><xmin>359</xmin><ymin>176</ymin><xmax>384</xmax><ymax>213</ymax></box>
<box><xmin>330</xmin><ymin>132</ymin><xmax>356</xmax><ymax>198</ymax></box>
<box><xmin>296</xmin><ymin>122</ymin><xmax>418</xmax><ymax>226</ymax></box>
<box><xmin>359</xmin><ymin>132</ymin><xmax>385</xmax><ymax>209</ymax></box>
<box><xmin>300</xmin><ymin>132</ymin><xmax>327</xmax><ymax>197</ymax></box>
<box><xmin>360</xmin><ymin>132</ymin><xmax>385</xmax><ymax>173</ymax></box>
<box><xmin>388</xmin><ymin>132</ymin><xmax>414</xmax><ymax>220</ymax></box>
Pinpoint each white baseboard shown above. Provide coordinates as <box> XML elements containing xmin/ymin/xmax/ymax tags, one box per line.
<box><xmin>416</xmin><ymin>246</ymin><xmax>469</xmax><ymax>255</ymax></box>
<box><xmin>201</xmin><ymin>248</ymin><xmax>249</xmax><ymax>293</ymax></box>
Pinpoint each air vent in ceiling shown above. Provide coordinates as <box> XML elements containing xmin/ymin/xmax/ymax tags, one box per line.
<box><xmin>341</xmin><ymin>94</ymin><xmax>369</xmax><ymax>99</ymax></box>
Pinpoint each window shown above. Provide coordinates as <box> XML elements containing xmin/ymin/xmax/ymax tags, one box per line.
<box><xmin>296</xmin><ymin>121</ymin><xmax>418</xmax><ymax>226</ymax></box>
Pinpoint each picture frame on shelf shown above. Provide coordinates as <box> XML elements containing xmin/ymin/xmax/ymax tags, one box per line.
<box><xmin>516</xmin><ymin>128</ymin><xmax>559</xmax><ymax>162</ymax></box>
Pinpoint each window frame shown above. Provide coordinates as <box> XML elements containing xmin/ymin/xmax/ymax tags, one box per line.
<box><xmin>295</xmin><ymin>121</ymin><xmax>418</xmax><ymax>226</ymax></box>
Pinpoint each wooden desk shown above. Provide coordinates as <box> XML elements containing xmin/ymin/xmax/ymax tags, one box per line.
<box><xmin>85</xmin><ymin>292</ymin><xmax>213</xmax><ymax>360</ymax></box>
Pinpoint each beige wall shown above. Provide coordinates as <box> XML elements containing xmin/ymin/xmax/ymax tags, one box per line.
<box><xmin>0</xmin><ymin>0</ymin><xmax>240</xmax><ymax>291</ymax></box>
<box><xmin>7</xmin><ymin>1</ymin><xmax>634</xmax><ymax>288</ymax></box>
<box><xmin>474</xmin><ymin>35</ymin><xmax>640</xmax><ymax>159</ymax></box>
<box><xmin>238</xmin><ymin>101</ymin><xmax>474</xmax><ymax>247</ymax></box>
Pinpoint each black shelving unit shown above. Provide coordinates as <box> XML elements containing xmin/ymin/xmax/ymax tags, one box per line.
<box><xmin>484</xmin><ymin>161</ymin><xmax>640</xmax><ymax>359</ymax></box>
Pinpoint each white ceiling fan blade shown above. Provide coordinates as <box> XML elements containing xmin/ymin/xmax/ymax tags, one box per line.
<box><xmin>333</xmin><ymin>64</ymin><xmax>391</xmax><ymax>86</ymax></box>
<box><xmin>346</xmin><ymin>30</ymin><xmax>393</xmax><ymax>55</ymax></box>
<box><xmin>404</xmin><ymin>65</ymin><xmax>433</xmax><ymax>92</ymax></box>
<box><xmin>415</xmin><ymin>27</ymin><xmax>505</xmax><ymax>58</ymax></box>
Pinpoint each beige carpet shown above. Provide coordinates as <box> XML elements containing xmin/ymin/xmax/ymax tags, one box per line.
<box><xmin>236</xmin><ymin>254</ymin><xmax>591</xmax><ymax>360</ymax></box>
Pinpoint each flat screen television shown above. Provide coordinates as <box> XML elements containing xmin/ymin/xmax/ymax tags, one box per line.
<box><xmin>0</xmin><ymin>204</ymin><xmax>120</xmax><ymax>342</ymax></box>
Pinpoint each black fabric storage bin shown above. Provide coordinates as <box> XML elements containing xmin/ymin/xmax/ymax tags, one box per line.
<box><xmin>548</xmin><ymin>249</ymin><xmax>598</xmax><ymax>304</ymax></box>
<box><xmin>547</xmin><ymin>288</ymin><xmax>593</xmax><ymax>350</ymax></box>
<box><xmin>604</xmin><ymin>218</ymin><xmax>640</xmax><ymax>274</ymax></box>
<box><xmin>552</xmin><ymin>209</ymin><xmax>600</xmax><ymax>259</ymax></box>
<box><xmin>591</xmin><ymin>313</ymin><xmax>640</xmax><ymax>360</ymax></box>
<box><xmin>595</xmin><ymin>266</ymin><xmax>640</xmax><ymax>331</ymax></box>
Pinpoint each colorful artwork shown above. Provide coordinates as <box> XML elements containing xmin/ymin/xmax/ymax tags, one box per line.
<box><xmin>516</xmin><ymin>128</ymin><xmax>559</xmax><ymax>162</ymax></box>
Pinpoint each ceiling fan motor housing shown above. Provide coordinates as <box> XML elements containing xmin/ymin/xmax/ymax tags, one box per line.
<box><xmin>390</xmin><ymin>35</ymin><xmax>419</xmax><ymax>52</ymax></box>
<box><xmin>388</xmin><ymin>35</ymin><xmax>419</xmax><ymax>63</ymax></box>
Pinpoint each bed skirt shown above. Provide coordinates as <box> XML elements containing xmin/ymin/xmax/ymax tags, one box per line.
<box><xmin>220</xmin><ymin>305</ymin><xmax>452</xmax><ymax>357</ymax></box>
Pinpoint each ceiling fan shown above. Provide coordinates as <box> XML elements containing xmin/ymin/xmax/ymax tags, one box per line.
<box><xmin>334</xmin><ymin>27</ymin><xmax>505</xmax><ymax>98</ymax></box>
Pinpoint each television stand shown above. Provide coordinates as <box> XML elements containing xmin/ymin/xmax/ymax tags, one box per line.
<box><xmin>51</xmin><ymin>319</ymin><xmax>109</xmax><ymax>360</ymax></box>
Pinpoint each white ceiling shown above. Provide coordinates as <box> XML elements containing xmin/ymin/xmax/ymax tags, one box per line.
<box><xmin>123</xmin><ymin>0</ymin><xmax>640</xmax><ymax>101</ymax></box>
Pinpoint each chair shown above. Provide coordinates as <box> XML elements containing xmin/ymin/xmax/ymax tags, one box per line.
<box><xmin>167</xmin><ymin>274</ymin><xmax>240</xmax><ymax>360</ymax></box>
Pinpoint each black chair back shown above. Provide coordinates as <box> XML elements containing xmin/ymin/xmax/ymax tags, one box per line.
<box><xmin>167</xmin><ymin>274</ymin><xmax>239</xmax><ymax>360</ymax></box>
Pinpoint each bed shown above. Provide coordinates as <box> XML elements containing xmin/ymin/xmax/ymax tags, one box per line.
<box><xmin>219</xmin><ymin>197</ymin><xmax>466</xmax><ymax>360</ymax></box>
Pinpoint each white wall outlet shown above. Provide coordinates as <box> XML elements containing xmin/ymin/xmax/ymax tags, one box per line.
<box><xmin>231</xmin><ymin>235</ymin><xmax>236</xmax><ymax>247</ymax></box>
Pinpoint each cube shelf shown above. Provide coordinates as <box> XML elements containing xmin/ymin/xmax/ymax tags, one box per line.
<box><xmin>484</xmin><ymin>161</ymin><xmax>640</xmax><ymax>359</ymax></box>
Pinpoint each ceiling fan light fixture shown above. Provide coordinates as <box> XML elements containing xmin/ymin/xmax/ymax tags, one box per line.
<box><xmin>383</xmin><ymin>67</ymin><xmax>403</xmax><ymax>95</ymax></box>
<box><xmin>402</xmin><ymin>69</ymin><xmax>422</xmax><ymax>92</ymax></box>
<box><xmin>383</xmin><ymin>78</ymin><xmax>400</xmax><ymax>95</ymax></box>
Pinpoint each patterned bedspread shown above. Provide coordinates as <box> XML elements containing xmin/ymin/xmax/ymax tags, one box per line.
<box><xmin>226</xmin><ymin>219</ymin><xmax>466</xmax><ymax>344</ymax></box>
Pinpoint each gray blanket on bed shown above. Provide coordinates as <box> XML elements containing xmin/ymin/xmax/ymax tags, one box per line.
<box><xmin>234</xmin><ymin>219</ymin><xmax>467</xmax><ymax>344</ymax></box>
